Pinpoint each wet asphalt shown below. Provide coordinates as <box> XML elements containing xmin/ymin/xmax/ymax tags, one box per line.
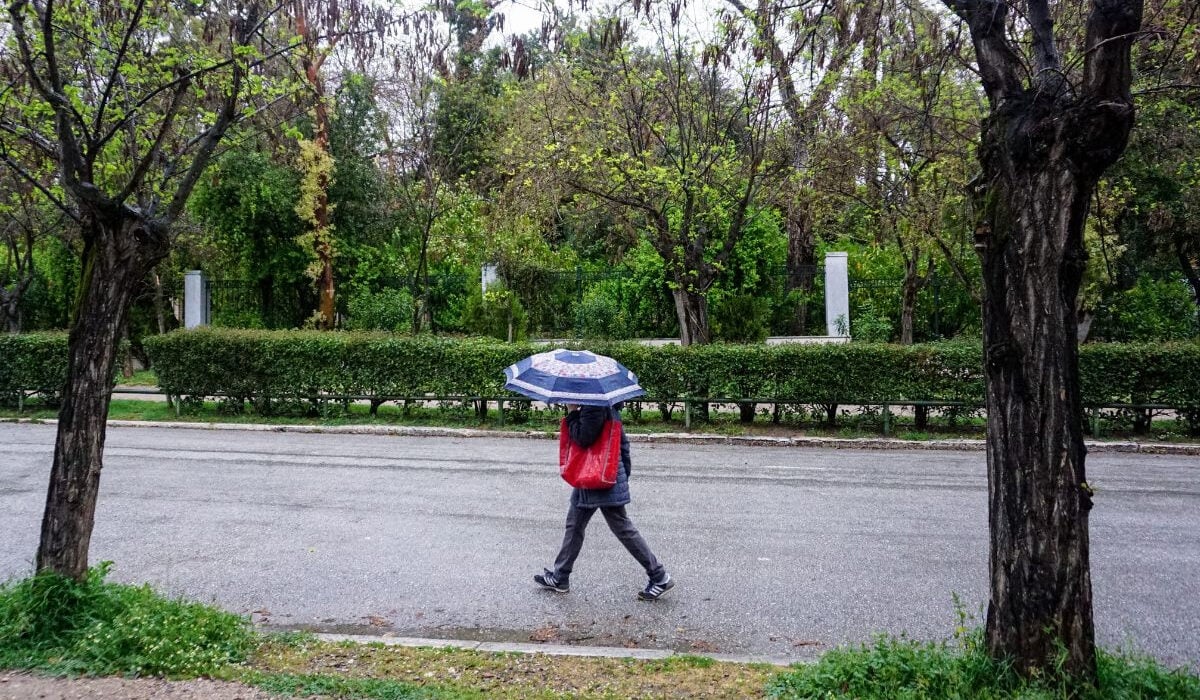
<box><xmin>1</xmin><ymin>422</ymin><xmax>1197</xmax><ymax>666</ymax></box>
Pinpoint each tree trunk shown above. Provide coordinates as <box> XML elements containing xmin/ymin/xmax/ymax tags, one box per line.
<box><xmin>311</xmin><ymin>97</ymin><xmax>336</xmax><ymax>329</ymax></box>
<box><xmin>973</xmin><ymin>93</ymin><xmax>1138</xmax><ymax>681</ymax></box>
<box><xmin>152</xmin><ymin>269</ymin><xmax>168</xmax><ymax>335</ymax></box>
<box><xmin>296</xmin><ymin>7</ymin><xmax>336</xmax><ymax>331</ymax></box>
<box><xmin>37</xmin><ymin>211</ymin><xmax>167</xmax><ymax>579</ymax></box>
<box><xmin>671</xmin><ymin>287</ymin><xmax>710</xmax><ymax>346</ymax></box>
<box><xmin>785</xmin><ymin>201</ymin><xmax>817</xmax><ymax>334</ymax></box>
<box><xmin>900</xmin><ymin>276</ymin><xmax>919</xmax><ymax>345</ymax></box>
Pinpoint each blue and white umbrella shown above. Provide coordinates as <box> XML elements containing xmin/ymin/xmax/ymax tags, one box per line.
<box><xmin>503</xmin><ymin>349</ymin><xmax>645</xmax><ymax>407</ymax></box>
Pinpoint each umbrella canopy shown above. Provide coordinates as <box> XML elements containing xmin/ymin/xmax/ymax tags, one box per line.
<box><xmin>503</xmin><ymin>349</ymin><xmax>645</xmax><ymax>407</ymax></box>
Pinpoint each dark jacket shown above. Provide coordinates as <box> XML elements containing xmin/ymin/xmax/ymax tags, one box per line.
<box><xmin>565</xmin><ymin>404</ymin><xmax>632</xmax><ymax>508</ymax></box>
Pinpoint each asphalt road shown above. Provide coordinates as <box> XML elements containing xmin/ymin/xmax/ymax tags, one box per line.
<box><xmin>1</xmin><ymin>423</ymin><xmax>1197</xmax><ymax>665</ymax></box>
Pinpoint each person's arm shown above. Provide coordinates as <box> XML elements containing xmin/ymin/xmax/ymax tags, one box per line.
<box><xmin>565</xmin><ymin>404</ymin><xmax>607</xmax><ymax>448</ymax></box>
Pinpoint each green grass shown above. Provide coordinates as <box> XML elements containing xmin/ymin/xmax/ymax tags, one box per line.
<box><xmin>0</xmin><ymin>562</ymin><xmax>254</xmax><ymax>677</ymax></box>
<box><xmin>240</xmin><ymin>670</ymin><xmax>469</xmax><ymax>699</ymax></box>
<box><xmin>767</xmin><ymin>632</ymin><xmax>1200</xmax><ymax>700</ymax></box>
<box><xmin>115</xmin><ymin>369</ymin><xmax>158</xmax><ymax>386</ymax></box>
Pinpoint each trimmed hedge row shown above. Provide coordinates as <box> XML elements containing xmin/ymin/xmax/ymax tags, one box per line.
<box><xmin>124</xmin><ymin>329</ymin><xmax>1200</xmax><ymax>410</ymax></box>
<box><xmin>5</xmin><ymin>330</ymin><xmax>1197</xmax><ymax>416</ymax></box>
<box><xmin>0</xmin><ymin>333</ymin><xmax>70</xmax><ymax>402</ymax></box>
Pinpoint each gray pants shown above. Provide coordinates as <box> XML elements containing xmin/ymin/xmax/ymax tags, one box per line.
<box><xmin>552</xmin><ymin>504</ymin><xmax>665</xmax><ymax>583</ymax></box>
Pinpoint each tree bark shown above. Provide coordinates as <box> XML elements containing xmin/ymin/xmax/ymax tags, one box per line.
<box><xmin>974</xmin><ymin>93</ymin><xmax>1136</xmax><ymax>681</ymax></box>
<box><xmin>945</xmin><ymin>0</ymin><xmax>1143</xmax><ymax>681</ymax></box>
<box><xmin>37</xmin><ymin>209</ymin><xmax>167</xmax><ymax>579</ymax></box>
<box><xmin>671</xmin><ymin>287</ymin><xmax>710</xmax><ymax>346</ymax></box>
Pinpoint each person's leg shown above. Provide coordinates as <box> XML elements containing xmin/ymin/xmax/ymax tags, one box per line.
<box><xmin>599</xmin><ymin>506</ymin><xmax>666</xmax><ymax>583</ymax></box>
<box><xmin>551</xmin><ymin>503</ymin><xmax>597</xmax><ymax>582</ymax></box>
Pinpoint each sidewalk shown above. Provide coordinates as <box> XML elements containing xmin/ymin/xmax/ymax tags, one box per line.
<box><xmin>307</xmin><ymin>632</ymin><xmax>799</xmax><ymax>666</ymax></box>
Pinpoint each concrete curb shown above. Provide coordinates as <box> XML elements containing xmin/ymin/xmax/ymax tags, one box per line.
<box><xmin>4</xmin><ymin>417</ymin><xmax>1200</xmax><ymax>455</ymax></box>
<box><xmin>308</xmin><ymin>632</ymin><xmax>798</xmax><ymax>666</ymax></box>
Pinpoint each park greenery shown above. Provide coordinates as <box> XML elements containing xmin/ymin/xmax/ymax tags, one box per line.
<box><xmin>1</xmin><ymin>0</ymin><xmax>1195</xmax><ymax>347</ymax></box>
<box><xmin>2</xmin><ymin>0</ymin><xmax>1198</xmax><ymax>691</ymax></box>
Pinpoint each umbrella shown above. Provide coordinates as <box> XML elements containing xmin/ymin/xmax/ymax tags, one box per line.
<box><xmin>503</xmin><ymin>349</ymin><xmax>645</xmax><ymax>407</ymax></box>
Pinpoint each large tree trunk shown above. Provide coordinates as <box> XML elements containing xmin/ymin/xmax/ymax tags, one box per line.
<box><xmin>37</xmin><ymin>211</ymin><xmax>167</xmax><ymax>579</ymax></box>
<box><xmin>671</xmin><ymin>287</ymin><xmax>710</xmax><ymax>346</ymax></box>
<box><xmin>975</xmin><ymin>92</ymin><xmax>1135</xmax><ymax>681</ymax></box>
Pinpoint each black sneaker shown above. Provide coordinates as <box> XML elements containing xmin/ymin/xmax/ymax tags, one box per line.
<box><xmin>638</xmin><ymin>573</ymin><xmax>674</xmax><ymax>601</ymax></box>
<box><xmin>533</xmin><ymin>569</ymin><xmax>569</xmax><ymax>593</ymax></box>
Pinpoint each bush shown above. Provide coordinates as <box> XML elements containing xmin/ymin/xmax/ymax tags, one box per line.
<box><xmin>0</xmin><ymin>333</ymin><xmax>70</xmax><ymax>405</ymax></box>
<box><xmin>0</xmin><ymin>563</ymin><xmax>253</xmax><ymax>677</ymax></box>
<box><xmin>767</xmin><ymin>630</ymin><xmax>1200</xmax><ymax>699</ymax></box>
<box><xmin>710</xmin><ymin>293</ymin><xmax>771</xmax><ymax>343</ymax></box>
<box><xmin>575</xmin><ymin>281</ymin><xmax>630</xmax><ymax>340</ymax></box>
<box><xmin>462</xmin><ymin>286</ymin><xmax>528</xmax><ymax>341</ymax></box>
<box><xmin>136</xmin><ymin>329</ymin><xmax>1200</xmax><ymax>418</ymax></box>
<box><xmin>346</xmin><ymin>288</ymin><xmax>414</xmax><ymax>333</ymax></box>
<box><xmin>1093</xmin><ymin>275</ymin><xmax>1200</xmax><ymax>342</ymax></box>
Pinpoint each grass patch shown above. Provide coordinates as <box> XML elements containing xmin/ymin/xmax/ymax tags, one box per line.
<box><xmin>241</xmin><ymin>670</ymin><xmax>464</xmax><ymax>699</ymax></box>
<box><xmin>248</xmin><ymin>637</ymin><xmax>775</xmax><ymax>699</ymax></box>
<box><xmin>115</xmin><ymin>369</ymin><xmax>158</xmax><ymax>386</ymax></box>
<box><xmin>767</xmin><ymin>632</ymin><xmax>1200</xmax><ymax>700</ymax></box>
<box><xmin>0</xmin><ymin>562</ymin><xmax>254</xmax><ymax>677</ymax></box>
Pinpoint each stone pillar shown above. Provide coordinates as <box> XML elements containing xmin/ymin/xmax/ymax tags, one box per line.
<box><xmin>481</xmin><ymin>263</ymin><xmax>498</xmax><ymax>294</ymax></box>
<box><xmin>824</xmin><ymin>252</ymin><xmax>850</xmax><ymax>337</ymax></box>
<box><xmin>184</xmin><ymin>270</ymin><xmax>210</xmax><ymax>329</ymax></box>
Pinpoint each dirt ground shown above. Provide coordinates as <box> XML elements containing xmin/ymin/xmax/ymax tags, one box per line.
<box><xmin>0</xmin><ymin>672</ymin><xmax>283</xmax><ymax>700</ymax></box>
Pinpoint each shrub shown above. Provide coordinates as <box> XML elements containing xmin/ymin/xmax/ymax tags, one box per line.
<box><xmin>0</xmin><ymin>333</ymin><xmax>70</xmax><ymax>405</ymax></box>
<box><xmin>0</xmin><ymin>563</ymin><xmax>253</xmax><ymax>677</ymax></box>
<box><xmin>710</xmin><ymin>293</ymin><xmax>771</xmax><ymax>343</ymax></box>
<box><xmin>767</xmin><ymin>630</ymin><xmax>1200</xmax><ymax>700</ymax></box>
<box><xmin>575</xmin><ymin>281</ymin><xmax>630</xmax><ymax>340</ymax></box>
<box><xmin>346</xmin><ymin>288</ymin><xmax>414</xmax><ymax>333</ymax></box>
<box><xmin>462</xmin><ymin>286</ymin><xmax>528</xmax><ymax>341</ymax></box>
<box><xmin>1093</xmin><ymin>275</ymin><xmax>1200</xmax><ymax>342</ymax></box>
<box><xmin>130</xmin><ymin>331</ymin><xmax>1200</xmax><ymax>419</ymax></box>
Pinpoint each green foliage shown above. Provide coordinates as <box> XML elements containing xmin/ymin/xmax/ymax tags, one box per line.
<box><xmin>137</xmin><ymin>330</ymin><xmax>1200</xmax><ymax>414</ymax></box>
<box><xmin>852</xmin><ymin>300</ymin><xmax>895</xmax><ymax>343</ymax></box>
<box><xmin>346</xmin><ymin>288</ymin><xmax>415</xmax><ymax>333</ymax></box>
<box><xmin>188</xmin><ymin>149</ymin><xmax>307</xmax><ymax>284</ymax></box>
<box><xmin>710</xmin><ymin>294</ymin><xmax>771</xmax><ymax>343</ymax></box>
<box><xmin>767</xmin><ymin>631</ymin><xmax>1200</xmax><ymax>700</ymax></box>
<box><xmin>1093</xmin><ymin>275</ymin><xmax>1199</xmax><ymax>342</ymax></box>
<box><xmin>0</xmin><ymin>333</ymin><xmax>70</xmax><ymax>404</ymax></box>
<box><xmin>0</xmin><ymin>563</ymin><xmax>253</xmax><ymax>677</ymax></box>
<box><xmin>575</xmin><ymin>281</ymin><xmax>630</xmax><ymax>339</ymax></box>
<box><xmin>462</xmin><ymin>286</ymin><xmax>528</xmax><ymax>341</ymax></box>
<box><xmin>243</xmin><ymin>671</ymin><xmax>456</xmax><ymax>699</ymax></box>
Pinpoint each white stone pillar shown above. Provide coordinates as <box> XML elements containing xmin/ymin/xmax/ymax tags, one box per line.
<box><xmin>481</xmin><ymin>263</ymin><xmax>498</xmax><ymax>294</ymax></box>
<box><xmin>824</xmin><ymin>252</ymin><xmax>850</xmax><ymax>337</ymax></box>
<box><xmin>184</xmin><ymin>270</ymin><xmax>209</xmax><ymax>329</ymax></box>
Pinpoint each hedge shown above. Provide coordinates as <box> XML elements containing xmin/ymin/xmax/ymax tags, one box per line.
<box><xmin>5</xmin><ymin>330</ymin><xmax>1197</xmax><ymax>418</ymax></box>
<box><xmin>125</xmin><ymin>329</ymin><xmax>1200</xmax><ymax>414</ymax></box>
<box><xmin>0</xmin><ymin>333</ymin><xmax>70</xmax><ymax>403</ymax></box>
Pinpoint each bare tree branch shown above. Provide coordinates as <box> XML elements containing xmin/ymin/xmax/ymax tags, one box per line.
<box><xmin>93</xmin><ymin>0</ymin><xmax>147</xmax><ymax>135</ymax></box>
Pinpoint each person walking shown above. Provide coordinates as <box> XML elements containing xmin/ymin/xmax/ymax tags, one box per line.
<box><xmin>534</xmin><ymin>402</ymin><xmax>674</xmax><ymax>601</ymax></box>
